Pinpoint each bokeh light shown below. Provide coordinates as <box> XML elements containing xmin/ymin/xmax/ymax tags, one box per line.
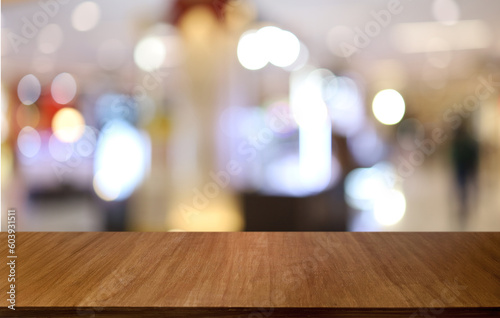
<box><xmin>134</xmin><ymin>36</ymin><xmax>166</xmax><ymax>72</ymax></box>
<box><xmin>17</xmin><ymin>74</ymin><xmax>41</xmax><ymax>105</ymax></box>
<box><xmin>374</xmin><ymin>189</ymin><xmax>406</xmax><ymax>226</ymax></box>
<box><xmin>51</xmin><ymin>73</ymin><xmax>77</xmax><ymax>105</ymax></box>
<box><xmin>52</xmin><ymin>108</ymin><xmax>85</xmax><ymax>143</ymax></box>
<box><xmin>345</xmin><ymin>163</ymin><xmax>396</xmax><ymax>211</ymax></box>
<box><xmin>71</xmin><ymin>1</ymin><xmax>101</xmax><ymax>32</ymax></box>
<box><xmin>372</xmin><ymin>89</ymin><xmax>405</xmax><ymax>125</ymax></box>
<box><xmin>257</xmin><ymin>26</ymin><xmax>300</xmax><ymax>67</ymax></box>
<box><xmin>93</xmin><ymin>120</ymin><xmax>149</xmax><ymax>201</ymax></box>
<box><xmin>237</xmin><ymin>26</ymin><xmax>301</xmax><ymax>70</ymax></box>
<box><xmin>237</xmin><ymin>30</ymin><xmax>268</xmax><ymax>70</ymax></box>
<box><xmin>17</xmin><ymin>126</ymin><xmax>41</xmax><ymax>158</ymax></box>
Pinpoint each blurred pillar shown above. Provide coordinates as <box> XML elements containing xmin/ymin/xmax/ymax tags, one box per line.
<box><xmin>165</xmin><ymin>2</ymin><xmax>245</xmax><ymax>231</ymax></box>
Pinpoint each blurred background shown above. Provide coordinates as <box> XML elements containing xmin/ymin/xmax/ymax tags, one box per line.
<box><xmin>1</xmin><ymin>0</ymin><xmax>500</xmax><ymax>231</ymax></box>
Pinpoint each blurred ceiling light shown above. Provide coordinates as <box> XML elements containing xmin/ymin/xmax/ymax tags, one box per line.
<box><xmin>372</xmin><ymin>89</ymin><xmax>405</xmax><ymax>125</ymax></box>
<box><xmin>432</xmin><ymin>0</ymin><xmax>460</xmax><ymax>25</ymax></box>
<box><xmin>52</xmin><ymin>107</ymin><xmax>85</xmax><ymax>143</ymax></box>
<box><xmin>17</xmin><ymin>126</ymin><xmax>41</xmax><ymax>158</ymax></box>
<box><xmin>97</xmin><ymin>39</ymin><xmax>127</xmax><ymax>71</ymax></box>
<box><xmin>71</xmin><ymin>1</ymin><xmax>101</xmax><ymax>32</ymax></box>
<box><xmin>51</xmin><ymin>72</ymin><xmax>77</xmax><ymax>104</ymax></box>
<box><xmin>37</xmin><ymin>24</ymin><xmax>63</xmax><ymax>54</ymax></box>
<box><xmin>391</xmin><ymin>20</ymin><xmax>492</xmax><ymax>53</ymax></box>
<box><xmin>258</xmin><ymin>26</ymin><xmax>300</xmax><ymax>67</ymax></box>
<box><xmin>134</xmin><ymin>36</ymin><xmax>166</xmax><ymax>72</ymax></box>
<box><xmin>17</xmin><ymin>74</ymin><xmax>41</xmax><ymax>105</ymax></box>
<box><xmin>237</xmin><ymin>26</ymin><xmax>301</xmax><ymax>70</ymax></box>
<box><xmin>93</xmin><ymin>120</ymin><xmax>149</xmax><ymax>201</ymax></box>
<box><xmin>237</xmin><ymin>30</ymin><xmax>268</xmax><ymax>70</ymax></box>
<box><xmin>373</xmin><ymin>189</ymin><xmax>406</xmax><ymax>226</ymax></box>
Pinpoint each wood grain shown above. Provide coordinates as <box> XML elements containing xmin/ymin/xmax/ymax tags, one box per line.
<box><xmin>0</xmin><ymin>232</ymin><xmax>499</xmax><ymax>317</ymax></box>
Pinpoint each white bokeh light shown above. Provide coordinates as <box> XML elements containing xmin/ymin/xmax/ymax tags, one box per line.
<box><xmin>93</xmin><ymin>120</ymin><xmax>149</xmax><ymax>201</ymax></box>
<box><xmin>237</xmin><ymin>26</ymin><xmax>301</xmax><ymax>70</ymax></box>
<box><xmin>372</xmin><ymin>89</ymin><xmax>405</xmax><ymax>125</ymax></box>
<box><xmin>71</xmin><ymin>1</ymin><xmax>101</xmax><ymax>32</ymax></box>
<box><xmin>17</xmin><ymin>126</ymin><xmax>41</xmax><ymax>158</ymax></box>
<box><xmin>134</xmin><ymin>36</ymin><xmax>166</xmax><ymax>72</ymax></box>
<box><xmin>237</xmin><ymin>30</ymin><xmax>268</xmax><ymax>70</ymax></box>
<box><xmin>374</xmin><ymin>189</ymin><xmax>406</xmax><ymax>226</ymax></box>
<box><xmin>51</xmin><ymin>73</ymin><xmax>77</xmax><ymax>105</ymax></box>
<box><xmin>257</xmin><ymin>26</ymin><xmax>300</xmax><ymax>67</ymax></box>
<box><xmin>17</xmin><ymin>74</ymin><xmax>41</xmax><ymax>105</ymax></box>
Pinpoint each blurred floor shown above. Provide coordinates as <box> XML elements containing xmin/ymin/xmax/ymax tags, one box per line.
<box><xmin>11</xmin><ymin>151</ymin><xmax>499</xmax><ymax>232</ymax></box>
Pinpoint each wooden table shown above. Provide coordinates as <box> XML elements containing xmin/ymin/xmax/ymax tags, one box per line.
<box><xmin>1</xmin><ymin>232</ymin><xmax>499</xmax><ymax>317</ymax></box>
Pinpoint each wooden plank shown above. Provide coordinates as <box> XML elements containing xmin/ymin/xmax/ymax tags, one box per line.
<box><xmin>0</xmin><ymin>232</ymin><xmax>499</xmax><ymax>317</ymax></box>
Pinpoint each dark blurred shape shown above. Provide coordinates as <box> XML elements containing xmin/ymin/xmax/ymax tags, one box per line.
<box><xmin>451</xmin><ymin>121</ymin><xmax>479</xmax><ymax>229</ymax></box>
<box><xmin>242</xmin><ymin>185</ymin><xmax>348</xmax><ymax>231</ymax></box>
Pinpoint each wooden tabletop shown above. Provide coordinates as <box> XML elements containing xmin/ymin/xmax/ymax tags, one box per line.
<box><xmin>0</xmin><ymin>232</ymin><xmax>499</xmax><ymax>317</ymax></box>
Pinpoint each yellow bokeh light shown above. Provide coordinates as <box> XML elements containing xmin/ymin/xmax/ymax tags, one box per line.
<box><xmin>51</xmin><ymin>107</ymin><xmax>85</xmax><ymax>143</ymax></box>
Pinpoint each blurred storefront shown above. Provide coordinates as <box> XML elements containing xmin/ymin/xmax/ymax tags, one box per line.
<box><xmin>1</xmin><ymin>0</ymin><xmax>500</xmax><ymax>231</ymax></box>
